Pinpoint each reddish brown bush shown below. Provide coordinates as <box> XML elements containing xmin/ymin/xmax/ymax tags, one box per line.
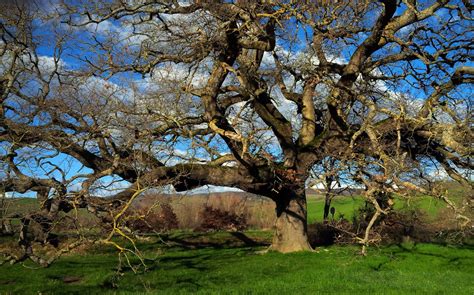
<box><xmin>196</xmin><ymin>205</ymin><xmax>248</xmax><ymax>232</ymax></box>
<box><xmin>159</xmin><ymin>203</ymin><xmax>179</xmax><ymax>230</ymax></box>
<box><xmin>126</xmin><ymin>202</ymin><xmax>179</xmax><ymax>233</ymax></box>
<box><xmin>135</xmin><ymin>193</ymin><xmax>275</xmax><ymax>230</ymax></box>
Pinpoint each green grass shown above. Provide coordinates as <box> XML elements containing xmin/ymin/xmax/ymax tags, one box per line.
<box><xmin>5</xmin><ymin>198</ymin><xmax>39</xmax><ymax>214</ymax></box>
<box><xmin>307</xmin><ymin>191</ymin><xmax>467</xmax><ymax>224</ymax></box>
<box><xmin>0</xmin><ymin>232</ymin><xmax>472</xmax><ymax>294</ymax></box>
<box><xmin>394</xmin><ymin>196</ymin><xmax>446</xmax><ymax>219</ymax></box>
<box><xmin>1</xmin><ymin>192</ymin><xmax>473</xmax><ymax>294</ymax></box>
<box><xmin>2</xmin><ymin>187</ymin><xmax>471</xmax><ymax>293</ymax></box>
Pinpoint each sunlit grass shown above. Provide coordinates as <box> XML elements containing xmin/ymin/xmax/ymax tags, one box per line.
<box><xmin>1</xmin><ymin>190</ymin><xmax>472</xmax><ymax>294</ymax></box>
<box><xmin>307</xmin><ymin>192</ymin><xmax>465</xmax><ymax>224</ymax></box>
<box><xmin>0</xmin><ymin>232</ymin><xmax>472</xmax><ymax>294</ymax></box>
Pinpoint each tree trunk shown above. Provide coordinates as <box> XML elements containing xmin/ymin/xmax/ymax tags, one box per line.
<box><xmin>323</xmin><ymin>192</ymin><xmax>332</xmax><ymax>221</ymax></box>
<box><xmin>0</xmin><ymin>219</ymin><xmax>13</xmax><ymax>236</ymax></box>
<box><xmin>271</xmin><ymin>187</ymin><xmax>312</xmax><ymax>253</ymax></box>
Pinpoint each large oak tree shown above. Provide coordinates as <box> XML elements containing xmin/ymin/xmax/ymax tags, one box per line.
<box><xmin>1</xmin><ymin>0</ymin><xmax>472</xmax><ymax>260</ymax></box>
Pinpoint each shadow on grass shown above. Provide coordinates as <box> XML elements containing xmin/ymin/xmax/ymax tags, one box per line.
<box><xmin>392</xmin><ymin>242</ymin><xmax>474</xmax><ymax>264</ymax></box>
<box><xmin>230</xmin><ymin>232</ymin><xmax>265</xmax><ymax>246</ymax></box>
<box><xmin>144</xmin><ymin>254</ymin><xmax>212</xmax><ymax>273</ymax></box>
<box><xmin>160</xmin><ymin>231</ymin><xmax>269</xmax><ymax>250</ymax></box>
<box><xmin>139</xmin><ymin>232</ymin><xmax>269</xmax><ymax>274</ymax></box>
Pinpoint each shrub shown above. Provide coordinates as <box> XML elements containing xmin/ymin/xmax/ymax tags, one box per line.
<box><xmin>126</xmin><ymin>202</ymin><xmax>179</xmax><ymax>233</ymax></box>
<box><xmin>196</xmin><ymin>205</ymin><xmax>248</xmax><ymax>232</ymax></box>
<box><xmin>350</xmin><ymin>206</ymin><xmax>467</xmax><ymax>245</ymax></box>
<box><xmin>135</xmin><ymin>193</ymin><xmax>275</xmax><ymax>230</ymax></box>
<box><xmin>159</xmin><ymin>203</ymin><xmax>179</xmax><ymax>231</ymax></box>
<box><xmin>309</xmin><ymin>207</ymin><xmax>455</xmax><ymax>247</ymax></box>
<box><xmin>308</xmin><ymin>220</ymin><xmax>355</xmax><ymax>247</ymax></box>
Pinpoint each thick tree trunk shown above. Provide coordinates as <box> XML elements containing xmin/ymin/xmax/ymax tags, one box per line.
<box><xmin>271</xmin><ymin>188</ymin><xmax>312</xmax><ymax>253</ymax></box>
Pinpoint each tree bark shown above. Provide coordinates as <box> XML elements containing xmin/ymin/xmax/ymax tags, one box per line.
<box><xmin>323</xmin><ymin>192</ymin><xmax>332</xmax><ymax>221</ymax></box>
<box><xmin>0</xmin><ymin>219</ymin><xmax>12</xmax><ymax>236</ymax></box>
<box><xmin>271</xmin><ymin>187</ymin><xmax>312</xmax><ymax>253</ymax></box>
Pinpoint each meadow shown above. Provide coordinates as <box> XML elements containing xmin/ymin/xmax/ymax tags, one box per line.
<box><xmin>0</xmin><ymin>232</ymin><xmax>472</xmax><ymax>294</ymax></box>
<box><xmin>0</xmin><ymin>188</ymin><xmax>472</xmax><ymax>294</ymax></box>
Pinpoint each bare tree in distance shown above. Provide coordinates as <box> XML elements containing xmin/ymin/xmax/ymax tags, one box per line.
<box><xmin>1</xmin><ymin>0</ymin><xmax>472</xmax><ymax>262</ymax></box>
<box><xmin>309</xmin><ymin>157</ymin><xmax>354</xmax><ymax>222</ymax></box>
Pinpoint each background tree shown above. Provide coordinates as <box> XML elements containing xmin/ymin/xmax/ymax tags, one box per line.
<box><xmin>309</xmin><ymin>158</ymin><xmax>354</xmax><ymax>222</ymax></box>
<box><xmin>1</xmin><ymin>0</ymin><xmax>472</xmax><ymax>260</ymax></box>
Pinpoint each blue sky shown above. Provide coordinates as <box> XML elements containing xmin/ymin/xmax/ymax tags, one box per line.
<box><xmin>2</xmin><ymin>0</ymin><xmax>472</xmax><ymax>198</ymax></box>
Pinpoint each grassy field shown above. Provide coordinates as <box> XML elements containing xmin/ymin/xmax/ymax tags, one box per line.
<box><xmin>1</xmin><ymin>189</ymin><xmax>471</xmax><ymax>294</ymax></box>
<box><xmin>0</xmin><ymin>232</ymin><xmax>473</xmax><ymax>294</ymax></box>
<box><xmin>306</xmin><ymin>193</ymin><xmax>456</xmax><ymax>224</ymax></box>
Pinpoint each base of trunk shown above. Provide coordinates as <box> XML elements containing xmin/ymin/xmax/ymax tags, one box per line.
<box><xmin>0</xmin><ymin>220</ymin><xmax>13</xmax><ymax>236</ymax></box>
<box><xmin>271</xmin><ymin>191</ymin><xmax>312</xmax><ymax>253</ymax></box>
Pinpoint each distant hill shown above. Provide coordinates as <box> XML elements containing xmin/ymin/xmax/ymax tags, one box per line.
<box><xmin>133</xmin><ymin>191</ymin><xmax>268</xmax><ymax>209</ymax></box>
